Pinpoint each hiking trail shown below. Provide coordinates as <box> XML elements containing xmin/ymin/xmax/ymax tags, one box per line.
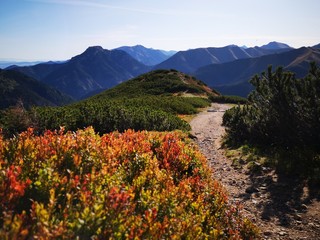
<box><xmin>190</xmin><ymin>103</ymin><xmax>320</xmax><ymax>240</ymax></box>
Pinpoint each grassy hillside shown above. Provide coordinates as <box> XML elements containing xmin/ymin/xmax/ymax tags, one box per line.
<box><xmin>92</xmin><ymin>69</ymin><xmax>218</xmax><ymax>99</ymax></box>
<box><xmin>1</xmin><ymin>70</ymin><xmax>217</xmax><ymax>136</ymax></box>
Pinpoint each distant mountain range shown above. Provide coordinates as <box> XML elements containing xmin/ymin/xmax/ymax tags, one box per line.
<box><xmin>0</xmin><ymin>60</ymin><xmax>67</xmax><ymax>69</ymax></box>
<box><xmin>116</xmin><ymin>45</ymin><xmax>176</xmax><ymax>66</ymax></box>
<box><xmin>0</xmin><ymin>60</ymin><xmax>43</xmax><ymax>69</ymax></box>
<box><xmin>1</xmin><ymin>45</ymin><xmax>175</xmax><ymax>69</ymax></box>
<box><xmin>0</xmin><ymin>69</ymin><xmax>73</xmax><ymax>109</ymax></box>
<box><xmin>194</xmin><ymin>47</ymin><xmax>320</xmax><ymax>96</ymax></box>
<box><xmin>153</xmin><ymin>43</ymin><xmax>293</xmax><ymax>73</ymax></box>
<box><xmin>4</xmin><ymin>41</ymin><xmax>320</xmax><ymax>105</ymax></box>
<box><xmin>11</xmin><ymin>46</ymin><xmax>151</xmax><ymax>99</ymax></box>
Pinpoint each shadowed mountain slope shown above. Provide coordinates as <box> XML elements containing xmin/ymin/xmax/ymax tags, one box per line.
<box><xmin>194</xmin><ymin>47</ymin><xmax>320</xmax><ymax>97</ymax></box>
<box><xmin>153</xmin><ymin>43</ymin><xmax>292</xmax><ymax>73</ymax></box>
<box><xmin>0</xmin><ymin>69</ymin><xmax>73</xmax><ymax>109</ymax></box>
<box><xmin>11</xmin><ymin>46</ymin><xmax>151</xmax><ymax>99</ymax></box>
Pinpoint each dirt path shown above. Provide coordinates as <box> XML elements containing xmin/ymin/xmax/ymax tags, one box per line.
<box><xmin>190</xmin><ymin>103</ymin><xmax>320</xmax><ymax>240</ymax></box>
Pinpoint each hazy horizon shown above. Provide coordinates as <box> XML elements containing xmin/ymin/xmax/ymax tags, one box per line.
<box><xmin>1</xmin><ymin>0</ymin><xmax>319</xmax><ymax>61</ymax></box>
<box><xmin>0</xmin><ymin>41</ymin><xmax>316</xmax><ymax>63</ymax></box>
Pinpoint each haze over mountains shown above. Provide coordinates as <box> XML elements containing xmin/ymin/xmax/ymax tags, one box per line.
<box><xmin>3</xmin><ymin>41</ymin><xmax>320</xmax><ymax>104</ymax></box>
<box><xmin>0</xmin><ymin>60</ymin><xmax>44</xmax><ymax>69</ymax></box>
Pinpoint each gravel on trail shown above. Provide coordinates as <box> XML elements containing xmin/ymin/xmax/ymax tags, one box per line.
<box><xmin>190</xmin><ymin>103</ymin><xmax>320</xmax><ymax>240</ymax></box>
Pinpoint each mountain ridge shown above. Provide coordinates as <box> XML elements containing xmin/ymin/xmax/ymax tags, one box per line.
<box><xmin>43</xmin><ymin>47</ymin><xmax>151</xmax><ymax>99</ymax></box>
<box><xmin>0</xmin><ymin>69</ymin><xmax>73</xmax><ymax>109</ymax></box>
<box><xmin>7</xmin><ymin>41</ymin><xmax>320</xmax><ymax>100</ymax></box>
<box><xmin>11</xmin><ymin>47</ymin><xmax>151</xmax><ymax>99</ymax></box>
<box><xmin>194</xmin><ymin>47</ymin><xmax>320</xmax><ymax>96</ymax></box>
<box><xmin>115</xmin><ymin>45</ymin><xmax>176</xmax><ymax>66</ymax></box>
<box><xmin>153</xmin><ymin>43</ymin><xmax>293</xmax><ymax>73</ymax></box>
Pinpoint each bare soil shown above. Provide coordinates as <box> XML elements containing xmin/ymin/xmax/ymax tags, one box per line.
<box><xmin>190</xmin><ymin>103</ymin><xmax>320</xmax><ymax>240</ymax></box>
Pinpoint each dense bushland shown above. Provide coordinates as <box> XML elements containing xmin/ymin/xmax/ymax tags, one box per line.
<box><xmin>223</xmin><ymin>63</ymin><xmax>320</xmax><ymax>174</ymax></box>
<box><xmin>32</xmin><ymin>98</ymin><xmax>194</xmax><ymax>133</ymax></box>
<box><xmin>0</xmin><ymin>70</ymin><xmax>214</xmax><ymax>136</ymax></box>
<box><xmin>209</xmin><ymin>95</ymin><xmax>247</xmax><ymax>104</ymax></box>
<box><xmin>0</xmin><ymin>127</ymin><xmax>258</xmax><ymax>239</ymax></box>
<box><xmin>0</xmin><ymin>96</ymin><xmax>211</xmax><ymax>137</ymax></box>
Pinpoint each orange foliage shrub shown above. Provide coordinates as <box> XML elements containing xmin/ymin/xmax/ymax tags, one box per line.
<box><xmin>0</xmin><ymin>127</ymin><xmax>258</xmax><ymax>239</ymax></box>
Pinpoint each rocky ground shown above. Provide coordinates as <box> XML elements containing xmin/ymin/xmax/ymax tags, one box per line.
<box><xmin>190</xmin><ymin>103</ymin><xmax>320</xmax><ymax>240</ymax></box>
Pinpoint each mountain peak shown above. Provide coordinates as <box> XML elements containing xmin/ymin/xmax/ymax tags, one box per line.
<box><xmin>226</xmin><ymin>44</ymin><xmax>239</xmax><ymax>48</ymax></box>
<box><xmin>86</xmin><ymin>46</ymin><xmax>104</xmax><ymax>50</ymax></box>
<box><xmin>115</xmin><ymin>45</ymin><xmax>175</xmax><ymax>66</ymax></box>
<box><xmin>133</xmin><ymin>44</ymin><xmax>147</xmax><ymax>49</ymax></box>
<box><xmin>260</xmin><ymin>41</ymin><xmax>292</xmax><ymax>50</ymax></box>
<box><xmin>84</xmin><ymin>46</ymin><xmax>105</xmax><ymax>54</ymax></box>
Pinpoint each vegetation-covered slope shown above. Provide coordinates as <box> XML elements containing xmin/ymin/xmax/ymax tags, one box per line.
<box><xmin>0</xmin><ymin>70</ymin><xmax>216</xmax><ymax>136</ymax></box>
<box><xmin>92</xmin><ymin>69</ymin><xmax>218</xmax><ymax>99</ymax></box>
<box><xmin>0</xmin><ymin>69</ymin><xmax>73</xmax><ymax>110</ymax></box>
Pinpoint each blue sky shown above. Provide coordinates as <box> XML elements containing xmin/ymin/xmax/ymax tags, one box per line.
<box><xmin>1</xmin><ymin>0</ymin><xmax>320</xmax><ymax>60</ymax></box>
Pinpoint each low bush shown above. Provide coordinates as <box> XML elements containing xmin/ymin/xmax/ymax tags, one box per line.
<box><xmin>0</xmin><ymin>127</ymin><xmax>259</xmax><ymax>239</ymax></box>
<box><xmin>210</xmin><ymin>95</ymin><xmax>247</xmax><ymax>104</ymax></box>
<box><xmin>0</xmin><ymin>97</ymin><xmax>198</xmax><ymax>137</ymax></box>
<box><xmin>223</xmin><ymin>63</ymin><xmax>320</xmax><ymax>175</ymax></box>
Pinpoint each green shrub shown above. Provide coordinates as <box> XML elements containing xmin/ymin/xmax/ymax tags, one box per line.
<box><xmin>0</xmin><ymin>69</ymin><xmax>213</xmax><ymax>136</ymax></box>
<box><xmin>223</xmin><ymin>63</ymin><xmax>320</xmax><ymax>175</ymax></box>
<box><xmin>30</xmin><ymin>100</ymin><xmax>191</xmax><ymax>134</ymax></box>
<box><xmin>210</xmin><ymin>95</ymin><xmax>247</xmax><ymax>104</ymax></box>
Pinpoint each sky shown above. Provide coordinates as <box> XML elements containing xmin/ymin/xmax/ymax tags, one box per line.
<box><xmin>1</xmin><ymin>0</ymin><xmax>320</xmax><ymax>61</ymax></box>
